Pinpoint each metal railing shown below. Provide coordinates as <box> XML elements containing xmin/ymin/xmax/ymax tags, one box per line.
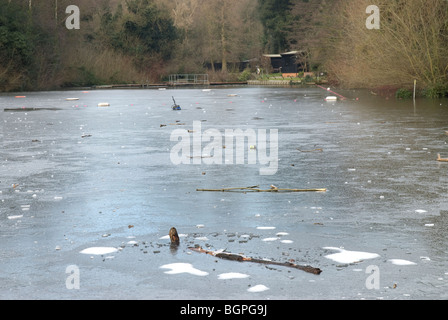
<box><xmin>168</xmin><ymin>74</ymin><xmax>209</xmax><ymax>86</ymax></box>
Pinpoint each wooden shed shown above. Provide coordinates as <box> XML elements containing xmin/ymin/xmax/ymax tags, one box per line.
<box><xmin>263</xmin><ymin>50</ymin><xmax>304</xmax><ymax>77</ymax></box>
<box><xmin>280</xmin><ymin>51</ymin><xmax>299</xmax><ymax>77</ymax></box>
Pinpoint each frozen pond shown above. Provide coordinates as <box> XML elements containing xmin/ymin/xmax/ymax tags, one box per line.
<box><xmin>1</xmin><ymin>87</ymin><xmax>447</xmax><ymax>299</ymax></box>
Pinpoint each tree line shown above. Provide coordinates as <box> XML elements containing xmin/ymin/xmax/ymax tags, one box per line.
<box><xmin>1</xmin><ymin>0</ymin><xmax>447</xmax><ymax>96</ymax></box>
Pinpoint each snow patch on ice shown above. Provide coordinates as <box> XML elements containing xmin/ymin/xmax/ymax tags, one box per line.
<box><xmin>80</xmin><ymin>247</ymin><xmax>118</xmax><ymax>255</ymax></box>
<box><xmin>262</xmin><ymin>237</ymin><xmax>278</xmax><ymax>242</ymax></box>
<box><xmin>218</xmin><ymin>272</ymin><xmax>250</xmax><ymax>280</ymax></box>
<box><xmin>247</xmin><ymin>284</ymin><xmax>269</xmax><ymax>293</ymax></box>
<box><xmin>388</xmin><ymin>259</ymin><xmax>417</xmax><ymax>266</ymax></box>
<box><xmin>323</xmin><ymin>247</ymin><xmax>380</xmax><ymax>264</ymax></box>
<box><xmin>7</xmin><ymin>215</ymin><xmax>23</xmax><ymax>220</ymax></box>
<box><xmin>160</xmin><ymin>263</ymin><xmax>209</xmax><ymax>276</ymax></box>
<box><xmin>257</xmin><ymin>226</ymin><xmax>276</xmax><ymax>230</ymax></box>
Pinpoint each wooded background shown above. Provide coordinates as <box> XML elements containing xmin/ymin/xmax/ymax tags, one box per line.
<box><xmin>1</xmin><ymin>0</ymin><xmax>447</xmax><ymax>95</ymax></box>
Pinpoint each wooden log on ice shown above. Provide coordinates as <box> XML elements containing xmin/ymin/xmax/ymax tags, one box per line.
<box><xmin>189</xmin><ymin>246</ymin><xmax>322</xmax><ymax>275</ymax></box>
<box><xmin>437</xmin><ymin>154</ymin><xmax>448</xmax><ymax>162</ymax></box>
<box><xmin>196</xmin><ymin>186</ymin><xmax>326</xmax><ymax>193</ymax></box>
<box><xmin>297</xmin><ymin>148</ymin><xmax>323</xmax><ymax>152</ymax></box>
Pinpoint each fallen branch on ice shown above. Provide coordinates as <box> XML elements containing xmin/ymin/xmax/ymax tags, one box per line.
<box><xmin>188</xmin><ymin>246</ymin><xmax>322</xmax><ymax>275</ymax></box>
<box><xmin>437</xmin><ymin>153</ymin><xmax>448</xmax><ymax>162</ymax></box>
<box><xmin>297</xmin><ymin>148</ymin><xmax>323</xmax><ymax>153</ymax></box>
<box><xmin>196</xmin><ymin>186</ymin><xmax>326</xmax><ymax>193</ymax></box>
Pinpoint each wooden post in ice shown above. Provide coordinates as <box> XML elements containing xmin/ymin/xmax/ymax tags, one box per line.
<box><xmin>413</xmin><ymin>79</ymin><xmax>417</xmax><ymax>101</ymax></box>
<box><xmin>169</xmin><ymin>227</ymin><xmax>180</xmax><ymax>245</ymax></box>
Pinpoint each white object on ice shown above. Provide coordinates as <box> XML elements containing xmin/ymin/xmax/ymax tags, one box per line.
<box><xmin>218</xmin><ymin>272</ymin><xmax>250</xmax><ymax>280</ymax></box>
<box><xmin>323</xmin><ymin>247</ymin><xmax>380</xmax><ymax>264</ymax></box>
<box><xmin>262</xmin><ymin>237</ymin><xmax>279</xmax><ymax>242</ymax></box>
<box><xmin>247</xmin><ymin>284</ymin><xmax>269</xmax><ymax>293</ymax></box>
<box><xmin>7</xmin><ymin>215</ymin><xmax>23</xmax><ymax>220</ymax></box>
<box><xmin>415</xmin><ymin>209</ymin><xmax>427</xmax><ymax>213</ymax></box>
<box><xmin>257</xmin><ymin>226</ymin><xmax>276</xmax><ymax>230</ymax></box>
<box><xmin>325</xmin><ymin>96</ymin><xmax>337</xmax><ymax>101</ymax></box>
<box><xmin>160</xmin><ymin>263</ymin><xmax>209</xmax><ymax>276</ymax></box>
<box><xmin>388</xmin><ymin>259</ymin><xmax>417</xmax><ymax>266</ymax></box>
<box><xmin>80</xmin><ymin>247</ymin><xmax>119</xmax><ymax>255</ymax></box>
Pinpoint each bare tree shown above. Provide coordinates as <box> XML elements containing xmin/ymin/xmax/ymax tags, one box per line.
<box><xmin>326</xmin><ymin>0</ymin><xmax>448</xmax><ymax>90</ymax></box>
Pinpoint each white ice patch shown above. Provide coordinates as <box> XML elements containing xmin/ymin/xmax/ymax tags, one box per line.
<box><xmin>323</xmin><ymin>247</ymin><xmax>380</xmax><ymax>264</ymax></box>
<box><xmin>80</xmin><ymin>247</ymin><xmax>119</xmax><ymax>255</ymax></box>
<box><xmin>257</xmin><ymin>226</ymin><xmax>276</xmax><ymax>230</ymax></box>
<box><xmin>7</xmin><ymin>215</ymin><xmax>23</xmax><ymax>220</ymax></box>
<box><xmin>415</xmin><ymin>209</ymin><xmax>427</xmax><ymax>213</ymax></box>
<box><xmin>280</xmin><ymin>240</ymin><xmax>294</xmax><ymax>244</ymax></box>
<box><xmin>218</xmin><ymin>272</ymin><xmax>250</xmax><ymax>280</ymax></box>
<box><xmin>276</xmin><ymin>232</ymin><xmax>289</xmax><ymax>236</ymax></box>
<box><xmin>160</xmin><ymin>263</ymin><xmax>209</xmax><ymax>276</ymax></box>
<box><xmin>262</xmin><ymin>237</ymin><xmax>278</xmax><ymax>242</ymax></box>
<box><xmin>388</xmin><ymin>259</ymin><xmax>417</xmax><ymax>266</ymax></box>
<box><xmin>247</xmin><ymin>284</ymin><xmax>269</xmax><ymax>293</ymax></box>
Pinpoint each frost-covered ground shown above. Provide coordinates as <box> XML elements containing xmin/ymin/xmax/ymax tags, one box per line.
<box><xmin>1</xmin><ymin>87</ymin><xmax>447</xmax><ymax>299</ymax></box>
